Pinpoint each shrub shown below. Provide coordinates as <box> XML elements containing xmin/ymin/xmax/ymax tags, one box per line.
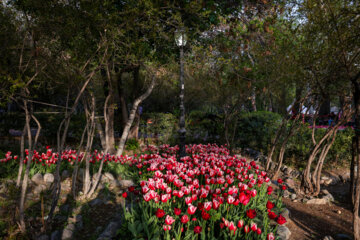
<box><xmin>236</xmin><ymin>111</ymin><xmax>282</xmax><ymax>152</ymax></box>
<box><xmin>140</xmin><ymin>112</ymin><xmax>177</xmax><ymax>144</ymax></box>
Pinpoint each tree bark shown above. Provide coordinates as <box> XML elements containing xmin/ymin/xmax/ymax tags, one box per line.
<box><xmin>19</xmin><ymin>100</ymin><xmax>41</xmax><ymax>233</ymax></box>
<box><xmin>351</xmin><ymin>136</ymin><xmax>357</xmax><ymax>205</ymax></box>
<box><xmin>117</xmin><ymin>71</ymin><xmax>129</xmax><ymax>128</ymax></box>
<box><xmin>16</xmin><ymin>124</ymin><xmax>27</xmax><ymax>187</ymax></box>
<box><xmin>71</xmin><ymin>121</ymin><xmax>88</xmax><ymax>197</ymax></box>
<box><xmin>116</xmin><ymin>75</ymin><xmax>156</xmax><ymax>156</ymax></box>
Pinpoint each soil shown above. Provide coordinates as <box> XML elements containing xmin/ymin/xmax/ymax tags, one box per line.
<box><xmin>283</xmin><ymin>181</ymin><xmax>353</xmax><ymax>240</ymax></box>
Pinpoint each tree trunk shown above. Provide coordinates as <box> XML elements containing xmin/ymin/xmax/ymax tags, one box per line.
<box><xmin>87</xmin><ymin>152</ymin><xmax>106</xmax><ymax>198</ymax></box>
<box><xmin>16</xmin><ymin>124</ymin><xmax>27</xmax><ymax>187</ymax></box>
<box><xmin>128</xmin><ymin>111</ymin><xmax>140</xmax><ymax>140</ymax></box>
<box><xmin>117</xmin><ymin>72</ymin><xmax>129</xmax><ymax>128</ymax></box>
<box><xmin>116</xmin><ymin>75</ymin><xmax>156</xmax><ymax>156</ymax></box>
<box><xmin>266</xmin><ymin>118</ymin><xmax>286</xmax><ymax>171</ymax></box>
<box><xmin>302</xmin><ymin>127</ymin><xmax>336</xmax><ymax>192</ymax></box>
<box><xmin>272</xmin><ymin>125</ymin><xmax>296</xmax><ymax>180</ymax></box>
<box><xmin>103</xmin><ymin>65</ymin><xmax>115</xmax><ymax>154</ymax></box>
<box><xmin>48</xmin><ymin>68</ymin><xmax>98</xmax><ymax>222</ymax></box>
<box><xmin>351</xmin><ymin>136</ymin><xmax>357</xmax><ymax>205</ymax></box>
<box><xmin>83</xmin><ymin>94</ymin><xmax>96</xmax><ymax>196</ymax></box>
<box><xmin>19</xmin><ymin>100</ymin><xmax>41</xmax><ymax>233</ymax></box>
<box><xmin>352</xmin><ymin>76</ymin><xmax>360</xmax><ymax>240</ymax></box>
<box><xmin>313</xmin><ymin>132</ymin><xmax>337</xmax><ymax>196</ymax></box>
<box><xmin>72</xmin><ymin>121</ymin><xmax>88</xmax><ymax>197</ymax></box>
<box><xmin>95</xmin><ymin>118</ymin><xmax>106</xmax><ymax>150</ymax></box>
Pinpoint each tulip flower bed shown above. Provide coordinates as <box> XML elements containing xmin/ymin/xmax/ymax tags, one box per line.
<box><xmin>118</xmin><ymin>144</ymin><xmax>286</xmax><ymax>240</ymax></box>
<box><xmin>1</xmin><ymin>144</ymin><xmax>286</xmax><ymax>239</ymax></box>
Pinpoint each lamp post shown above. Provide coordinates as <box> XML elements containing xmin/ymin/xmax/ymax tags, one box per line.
<box><xmin>175</xmin><ymin>29</ymin><xmax>187</xmax><ymax>159</ymax></box>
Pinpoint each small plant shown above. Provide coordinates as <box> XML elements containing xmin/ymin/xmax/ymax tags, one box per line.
<box><xmin>125</xmin><ymin>138</ymin><xmax>140</xmax><ymax>151</ymax></box>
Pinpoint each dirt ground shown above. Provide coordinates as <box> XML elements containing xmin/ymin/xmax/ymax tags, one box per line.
<box><xmin>283</xmin><ymin>181</ymin><xmax>353</xmax><ymax>240</ymax></box>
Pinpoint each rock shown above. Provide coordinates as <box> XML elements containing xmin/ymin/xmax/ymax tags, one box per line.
<box><xmin>291</xmin><ymin>193</ymin><xmax>297</xmax><ymax>200</ymax></box>
<box><xmin>119</xmin><ymin>180</ymin><xmax>135</xmax><ymax>188</ymax></box>
<box><xmin>293</xmin><ymin>199</ymin><xmax>298</xmax><ymax>203</ymax></box>
<box><xmin>61</xmin><ymin>180</ymin><xmax>71</xmax><ymax>192</ymax></box>
<box><xmin>281</xmin><ymin>208</ymin><xmax>290</xmax><ymax>222</ymax></box>
<box><xmin>323</xmin><ymin>193</ymin><xmax>335</xmax><ymax>202</ymax></box>
<box><xmin>34</xmin><ymin>184</ymin><xmax>47</xmax><ymax>195</ymax></box>
<box><xmin>306</xmin><ymin>198</ymin><xmax>328</xmax><ymax>205</ymax></box>
<box><xmin>284</xmin><ymin>167</ymin><xmax>293</xmax><ymax>175</ymax></box>
<box><xmin>89</xmin><ymin>198</ymin><xmax>103</xmax><ymax>207</ymax></box>
<box><xmin>37</xmin><ymin>235</ymin><xmax>49</xmax><ymax>240</ymax></box>
<box><xmin>291</xmin><ymin>170</ymin><xmax>301</xmax><ymax>179</ymax></box>
<box><xmin>321</xmin><ymin>176</ymin><xmax>330</xmax><ymax>180</ymax></box>
<box><xmin>321</xmin><ymin>189</ymin><xmax>330</xmax><ymax>195</ymax></box>
<box><xmin>97</xmin><ymin>183</ymin><xmax>105</xmax><ymax>191</ymax></box>
<box><xmin>32</xmin><ymin>173</ymin><xmax>44</xmax><ymax>185</ymax></box>
<box><xmin>334</xmin><ymin>234</ymin><xmax>352</xmax><ymax>240</ymax></box>
<box><xmin>92</xmin><ymin>172</ymin><xmax>102</xmax><ymax>183</ymax></box>
<box><xmin>77</xmin><ymin>168</ymin><xmax>84</xmax><ymax>182</ymax></box>
<box><xmin>323</xmin><ymin>236</ymin><xmax>335</xmax><ymax>240</ymax></box>
<box><xmin>97</xmin><ymin>221</ymin><xmax>121</xmax><ymax>240</ymax></box>
<box><xmin>339</xmin><ymin>173</ymin><xmax>350</xmax><ymax>182</ymax></box>
<box><xmin>285</xmin><ymin>178</ymin><xmax>296</xmax><ymax>189</ymax></box>
<box><xmin>54</xmin><ymin>215</ymin><xmax>67</xmax><ymax>223</ymax></box>
<box><xmin>269</xmin><ymin>161</ymin><xmax>277</xmax><ymax>170</ymax></box>
<box><xmin>75</xmin><ymin>215</ymin><xmax>83</xmax><ymax>230</ymax></box>
<box><xmin>60</xmin><ymin>204</ymin><xmax>70</xmax><ymax>214</ymax></box>
<box><xmin>283</xmin><ymin>190</ymin><xmax>290</xmax><ymax>198</ymax></box>
<box><xmin>277</xmin><ymin>225</ymin><xmax>291</xmax><ymax>240</ymax></box>
<box><xmin>61</xmin><ymin>170</ymin><xmax>70</xmax><ymax>180</ymax></box>
<box><xmin>51</xmin><ymin>230</ymin><xmax>61</xmax><ymax>240</ymax></box>
<box><xmin>103</xmin><ymin>172</ymin><xmax>115</xmax><ymax>181</ymax></box>
<box><xmin>62</xmin><ymin>223</ymin><xmax>75</xmax><ymax>240</ymax></box>
<box><xmin>325</xmin><ymin>179</ymin><xmax>333</xmax><ymax>185</ymax></box>
<box><xmin>44</xmin><ymin>173</ymin><xmax>55</xmax><ymax>184</ymax></box>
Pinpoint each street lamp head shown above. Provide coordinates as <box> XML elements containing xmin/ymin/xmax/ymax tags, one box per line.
<box><xmin>175</xmin><ymin>29</ymin><xmax>187</xmax><ymax>47</ymax></box>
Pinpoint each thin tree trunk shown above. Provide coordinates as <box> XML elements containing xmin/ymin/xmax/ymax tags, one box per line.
<box><xmin>48</xmin><ymin>62</ymin><xmax>103</xmax><ymax>221</ymax></box>
<box><xmin>313</xmin><ymin>132</ymin><xmax>337</xmax><ymax>196</ymax></box>
<box><xmin>103</xmin><ymin>64</ymin><xmax>115</xmax><ymax>154</ymax></box>
<box><xmin>19</xmin><ymin>100</ymin><xmax>41</xmax><ymax>233</ymax></box>
<box><xmin>266</xmin><ymin>119</ymin><xmax>286</xmax><ymax>171</ymax></box>
<box><xmin>95</xmin><ymin>118</ymin><xmax>106</xmax><ymax>150</ymax></box>
<box><xmin>351</xmin><ymin>136</ymin><xmax>357</xmax><ymax>205</ymax></box>
<box><xmin>87</xmin><ymin>152</ymin><xmax>107</xmax><ymax>198</ymax></box>
<box><xmin>117</xmin><ymin>72</ymin><xmax>129</xmax><ymax>127</ymax></box>
<box><xmin>16</xmin><ymin>124</ymin><xmax>27</xmax><ymax>187</ymax></box>
<box><xmin>71</xmin><ymin>121</ymin><xmax>89</xmax><ymax>197</ymax></box>
<box><xmin>116</xmin><ymin>75</ymin><xmax>156</xmax><ymax>156</ymax></box>
<box><xmin>83</xmin><ymin>94</ymin><xmax>96</xmax><ymax>196</ymax></box>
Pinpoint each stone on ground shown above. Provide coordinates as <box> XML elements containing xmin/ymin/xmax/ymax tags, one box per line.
<box><xmin>277</xmin><ymin>225</ymin><xmax>291</xmax><ymax>240</ymax></box>
<box><xmin>31</xmin><ymin>173</ymin><xmax>44</xmax><ymax>185</ymax></box>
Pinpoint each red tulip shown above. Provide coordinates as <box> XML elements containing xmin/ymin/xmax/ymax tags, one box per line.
<box><xmin>181</xmin><ymin>214</ymin><xmax>189</xmax><ymax>224</ymax></box>
<box><xmin>155</xmin><ymin>208</ymin><xmax>165</xmax><ymax>218</ymax></box>
<box><xmin>194</xmin><ymin>226</ymin><xmax>202</xmax><ymax>234</ymax></box>
<box><xmin>165</xmin><ymin>215</ymin><xmax>175</xmax><ymax>225</ymax></box>
<box><xmin>276</xmin><ymin>214</ymin><xmax>287</xmax><ymax>225</ymax></box>
<box><xmin>246</xmin><ymin>209</ymin><xmax>256</xmax><ymax>219</ymax></box>
<box><xmin>174</xmin><ymin>208</ymin><xmax>181</xmax><ymax>216</ymax></box>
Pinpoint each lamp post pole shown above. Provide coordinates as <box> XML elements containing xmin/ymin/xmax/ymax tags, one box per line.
<box><xmin>179</xmin><ymin>45</ymin><xmax>186</xmax><ymax>159</ymax></box>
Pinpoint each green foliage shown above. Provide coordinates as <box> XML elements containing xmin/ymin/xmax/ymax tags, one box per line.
<box><xmin>287</xmin><ymin>125</ymin><xmax>354</xmax><ymax>168</ymax></box>
<box><xmin>125</xmin><ymin>138</ymin><xmax>140</xmax><ymax>151</ymax></box>
<box><xmin>236</xmin><ymin>111</ymin><xmax>282</xmax><ymax>152</ymax></box>
<box><xmin>140</xmin><ymin>112</ymin><xmax>177</xmax><ymax>144</ymax></box>
<box><xmin>186</xmin><ymin>110</ymin><xmax>223</xmax><ymax>144</ymax></box>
